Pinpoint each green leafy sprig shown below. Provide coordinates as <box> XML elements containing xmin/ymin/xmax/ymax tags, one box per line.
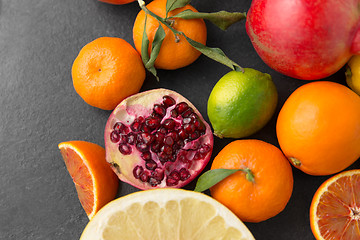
<box><xmin>194</xmin><ymin>168</ymin><xmax>255</xmax><ymax>192</ymax></box>
<box><xmin>137</xmin><ymin>0</ymin><xmax>246</xmax><ymax>80</ymax></box>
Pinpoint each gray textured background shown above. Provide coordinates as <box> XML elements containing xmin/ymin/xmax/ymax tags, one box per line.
<box><xmin>0</xmin><ymin>0</ymin><xmax>358</xmax><ymax>239</ymax></box>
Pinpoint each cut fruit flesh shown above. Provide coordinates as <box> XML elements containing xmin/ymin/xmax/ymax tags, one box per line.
<box><xmin>310</xmin><ymin>169</ymin><xmax>360</xmax><ymax>240</ymax></box>
<box><xmin>104</xmin><ymin>89</ymin><xmax>213</xmax><ymax>190</ymax></box>
<box><xmin>80</xmin><ymin>188</ymin><xmax>255</xmax><ymax>240</ymax></box>
<box><xmin>58</xmin><ymin>141</ymin><xmax>118</xmax><ymax>219</ymax></box>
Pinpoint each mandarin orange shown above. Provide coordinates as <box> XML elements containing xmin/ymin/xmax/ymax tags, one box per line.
<box><xmin>210</xmin><ymin>139</ymin><xmax>293</xmax><ymax>223</ymax></box>
<box><xmin>132</xmin><ymin>0</ymin><xmax>207</xmax><ymax>70</ymax></box>
<box><xmin>276</xmin><ymin>81</ymin><xmax>360</xmax><ymax>175</ymax></box>
<box><xmin>72</xmin><ymin>37</ymin><xmax>145</xmax><ymax>110</ymax></box>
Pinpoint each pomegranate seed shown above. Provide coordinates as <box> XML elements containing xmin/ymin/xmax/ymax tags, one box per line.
<box><xmin>141</xmin><ymin>124</ymin><xmax>151</xmax><ymax>133</ymax></box>
<box><xmin>166</xmin><ymin>177</ymin><xmax>179</xmax><ymax>187</ymax></box>
<box><xmin>189</xmin><ymin>131</ymin><xmax>200</xmax><ymax>140</ymax></box>
<box><xmin>178</xmin><ymin>129</ymin><xmax>189</xmax><ymax>139</ymax></box>
<box><xmin>189</xmin><ymin>112</ymin><xmax>198</xmax><ymax>120</ymax></box>
<box><xmin>161</xmin><ymin>145</ymin><xmax>173</xmax><ymax>155</ymax></box>
<box><xmin>139</xmin><ymin>171</ymin><xmax>150</xmax><ymax>182</ymax></box>
<box><xmin>136</xmin><ymin>143</ymin><xmax>149</xmax><ymax>152</ymax></box>
<box><xmin>145</xmin><ymin>159</ymin><xmax>157</xmax><ymax>170</ymax></box>
<box><xmin>169</xmin><ymin>154</ymin><xmax>177</xmax><ymax>162</ymax></box>
<box><xmin>170</xmin><ymin>109</ymin><xmax>179</xmax><ymax>118</ymax></box>
<box><xmin>159</xmin><ymin>152</ymin><xmax>171</xmax><ymax>164</ymax></box>
<box><xmin>119</xmin><ymin>144</ymin><xmax>132</xmax><ymax>155</ymax></box>
<box><xmin>151</xmin><ymin>142</ymin><xmax>161</xmax><ymax>153</ymax></box>
<box><xmin>179</xmin><ymin>168</ymin><xmax>190</xmax><ymax>181</ymax></box>
<box><xmin>152</xmin><ymin>167</ymin><xmax>164</xmax><ymax>181</ymax></box>
<box><xmin>145</xmin><ymin>117</ymin><xmax>161</xmax><ymax>129</ymax></box>
<box><xmin>184</xmin><ymin>123</ymin><xmax>196</xmax><ymax>133</ymax></box>
<box><xmin>178</xmin><ymin>154</ymin><xmax>189</xmax><ymax>163</ymax></box>
<box><xmin>182</xmin><ymin>117</ymin><xmax>193</xmax><ymax>125</ymax></box>
<box><xmin>158</xmin><ymin>127</ymin><xmax>167</xmax><ymax>135</ymax></box>
<box><xmin>169</xmin><ymin>170</ymin><xmax>180</xmax><ymax>181</ymax></box>
<box><xmin>118</xmin><ymin>134</ymin><xmax>128</xmax><ymax>144</ymax></box>
<box><xmin>176</xmin><ymin>140</ymin><xmax>185</xmax><ymax>148</ymax></box>
<box><xmin>133</xmin><ymin>166</ymin><xmax>143</xmax><ymax>179</ymax></box>
<box><xmin>148</xmin><ymin>177</ymin><xmax>159</xmax><ymax>187</ymax></box>
<box><xmin>193</xmin><ymin>118</ymin><xmax>201</xmax><ymax>128</ymax></box>
<box><xmin>193</xmin><ymin>151</ymin><xmax>202</xmax><ymax>160</ymax></box>
<box><xmin>154</xmin><ymin>132</ymin><xmax>165</xmax><ymax>143</ymax></box>
<box><xmin>191</xmin><ymin>141</ymin><xmax>200</xmax><ymax>150</ymax></box>
<box><xmin>164</xmin><ymin>136</ymin><xmax>174</xmax><ymax>146</ymax></box>
<box><xmin>168</xmin><ymin>131</ymin><xmax>179</xmax><ymax>142</ymax></box>
<box><xmin>141</xmin><ymin>151</ymin><xmax>152</xmax><ymax>161</ymax></box>
<box><xmin>110</xmin><ymin>131</ymin><xmax>120</xmax><ymax>143</ymax></box>
<box><xmin>113</xmin><ymin>122</ymin><xmax>127</xmax><ymax>133</ymax></box>
<box><xmin>127</xmin><ymin>132</ymin><xmax>136</xmax><ymax>145</ymax></box>
<box><xmin>172</xmin><ymin>144</ymin><xmax>179</xmax><ymax>152</ymax></box>
<box><xmin>130</xmin><ymin>121</ymin><xmax>142</xmax><ymax>132</ymax></box>
<box><xmin>140</xmin><ymin>132</ymin><xmax>154</xmax><ymax>145</ymax></box>
<box><xmin>181</xmin><ymin>108</ymin><xmax>193</xmax><ymax>117</ymax></box>
<box><xmin>163</xmin><ymin>95</ymin><xmax>176</xmax><ymax>107</ymax></box>
<box><xmin>175</xmin><ymin>102</ymin><xmax>189</xmax><ymax>114</ymax></box>
<box><xmin>153</xmin><ymin>104</ymin><xmax>166</xmax><ymax>117</ymax></box>
<box><xmin>163</xmin><ymin>119</ymin><xmax>176</xmax><ymax>130</ymax></box>
<box><xmin>199</xmin><ymin>144</ymin><xmax>211</xmax><ymax>154</ymax></box>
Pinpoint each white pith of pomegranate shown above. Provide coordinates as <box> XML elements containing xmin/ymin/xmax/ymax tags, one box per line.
<box><xmin>104</xmin><ymin>89</ymin><xmax>213</xmax><ymax>190</ymax></box>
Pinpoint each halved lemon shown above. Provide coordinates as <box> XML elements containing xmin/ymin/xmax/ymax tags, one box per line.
<box><xmin>310</xmin><ymin>169</ymin><xmax>360</xmax><ymax>239</ymax></box>
<box><xmin>58</xmin><ymin>141</ymin><xmax>119</xmax><ymax>219</ymax></box>
<box><xmin>80</xmin><ymin>188</ymin><xmax>255</xmax><ymax>239</ymax></box>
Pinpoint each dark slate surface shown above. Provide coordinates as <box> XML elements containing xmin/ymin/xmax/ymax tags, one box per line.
<box><xmin>0</xmin><ymin>0</ymin><xmax>359</xmax><ymax>239</ymax></box>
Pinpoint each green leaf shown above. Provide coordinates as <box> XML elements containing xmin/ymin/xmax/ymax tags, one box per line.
<box><xmin>146</xmin><ymin>24</ymin><xmax>166</xmax><ymax>69</ymax></box>
<box><xmin>141</xmin><ymin>14</ymin><xmax>150</xmax><ymax>65</ymax></box>
<box><xmin>140</xmin><ymin>14</ymin><xmax>161</xmax><ymax>81</ymax></box>
<box><xmin>172</xmin><ymin>9</ymin><xmax>246</xmax><ymax>31</ymax></box>
<box><xmin>194</xmin><ymin>169</ymin><xmax>240</xmax><ymax>192</ymax></box>
<box><xmin>194</xmin><ymin>168</ymin><xmax>255</xmax><ymax>192</ymax></box>
<box><xmin>183</xmin><ymin>35</ymin><xmax>243</xmax><ymax>72</ymax></box>
<box><xmin>145</xmin><ymin>24</ymin><xmax>166</xmax><ymax>81</ymax></box>
<box><xmin>166</xmin><ymin>0</ymin><xmax>191</xmax><ymax>18</ymax></box>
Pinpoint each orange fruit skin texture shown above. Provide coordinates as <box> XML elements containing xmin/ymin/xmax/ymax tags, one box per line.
<box><xmin>210</xmin><ymin>139</ymin><xmax>294</xmax><ymax>223</ymax></box>
<box><xmin>276</xmin><ymin>81</ymin><xmax>360</xmax><ymax>176</ymax></box>
<box><xmin>98</xmin><ymin>0</ymin><xmax>135</xmax><ymax>4</ymax></box>
<box><xmin>310</xmin><ymin>169</ymin><xmax>360</xmax><ymax>240</ymax></box>
<box><xmin>133</xmin><ymin>0</ymin><xmax>207</xmax><ymax>70</ymax></box>
<box><xmin>72</xmin><ymin>37</ymin><xmax>145</xmax><ymax>110</ymax></box>
<box><xmin>59</xmin><ymin>141</ymin><xmax>119</xmax><ymax>219</ymax></box>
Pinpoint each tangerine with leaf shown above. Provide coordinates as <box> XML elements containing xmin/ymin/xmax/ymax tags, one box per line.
<box><xmin>133</xmin><ymin>0</ymin><xmax>207</xmax><ymax>70</ymax></box>
<box><xmin>202</xmin><ymin>139</ymin><xmax>294</xmax><ymax>223</ymax></box>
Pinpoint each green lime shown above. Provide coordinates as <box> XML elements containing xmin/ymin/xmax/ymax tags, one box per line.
<box><xmin>207</xmin><ymin>69</ymin><xmax>278</xmax><ymax>138</ymax></box>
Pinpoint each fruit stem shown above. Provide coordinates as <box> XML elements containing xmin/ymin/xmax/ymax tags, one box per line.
<box><xmin>241</xmin><ymin>168</ymin><xmax>255</xmax><ymax>183</ymax></box>
<box><xmin>290</xmin><ymin>157</ymin><xmax>301</xmax><ymax>166</ymax></box>
<box><xmin>345</xmin><ymin>65</ymin><xmax>352</xmax><ymax>79</ymax></box>
<box><xmin>135</xmin><ymin>0</ymin><xmax>243</xmax><ymax>73</ymax></box>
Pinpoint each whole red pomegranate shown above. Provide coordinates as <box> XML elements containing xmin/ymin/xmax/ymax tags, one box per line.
<box><xmin>246</xmin><ymin>0</ymin><xmax>360</xmax><ymax>80</ymax></box>
<box><xmin>104</xmin><ymin>89</ymin><xmax>213</xmax><ymax>190</ymax></box>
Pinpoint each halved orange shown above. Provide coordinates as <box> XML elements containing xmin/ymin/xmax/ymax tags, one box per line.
<box><xmin>58</xmin><ymin>141</ymin><xmax>119</xmax><ymax>219</ymax></box>
<box><xmin>310</xmin><ymin>169</ymin><xmax>360</xmax><ymax>239</ymax></box>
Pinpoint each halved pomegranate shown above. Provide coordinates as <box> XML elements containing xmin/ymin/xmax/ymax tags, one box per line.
<box><xmin>104</xmin><ymin>89</ymin><xmax>213</xmax><ymax>190</ymax></box>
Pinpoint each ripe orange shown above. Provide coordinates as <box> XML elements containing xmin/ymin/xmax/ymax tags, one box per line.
<box><xmin>72</xmin><ymin>37</ymin><xmax>145</xmax><ymax>110</ymax></box>
<box><xmin>58</xmin><ymin>141</ymin><xmax>119</xmax><ymax>219</ymax></box>
<box><xmin>276</xmin><ymin>81</ymin><xmax>360</xmax><ymax>176</ymax></box>
<box><xmin>98</xmin><ymin>0</ymin><xmax>135</xmax><ymax>4</ymax></box>
<box><xmin>210</xmin><ymin>139</ymin><xmax>293</xmax><ymax>223</ymax></box>
<box><xmin>310</xmin><ymin>169</ymin><xmax>360</xmax><ymax>240</ymax></box>
<box><xmin>132</xmin><ymin>0</ymin><xmax>207</xmax><ymax>70</ymax></box>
